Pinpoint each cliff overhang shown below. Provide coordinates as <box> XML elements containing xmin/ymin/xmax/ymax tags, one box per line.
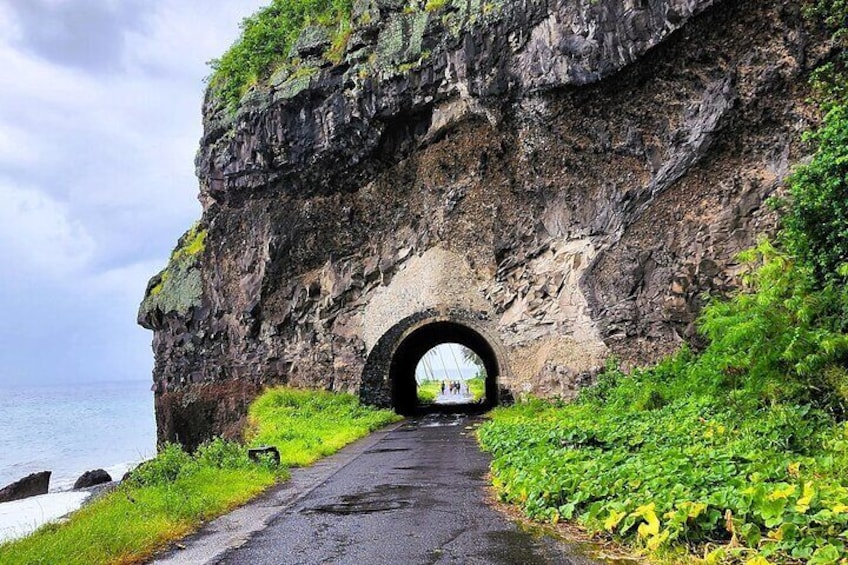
<box><xmin>140</xmin><ymin>0</ymin><xmax>824</xmax><ymax>447</ymax></box>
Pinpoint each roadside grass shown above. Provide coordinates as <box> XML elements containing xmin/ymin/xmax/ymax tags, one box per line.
<box><xmin>416</xmin><ymin>378</ymin><xmax>487</xmax><ymax>404</ymax></box>
<box><xmin>467</xmin><ymin>377</ymin><xmax>486</xmax><ymax>402</ymax></box>
<box><xmin>247</xmin><ymin>387</ymin><xmax>401</xmax><ymax>467</ymax></box>
<box><xmin>417</xmin><ymin>380</ymin><xmax>440</xmax><ymax>403</ymax></box>
<box><xmin>0</xmin><ymin>388</ymin><xmax>399</xmax><ymax>565</ymax></box>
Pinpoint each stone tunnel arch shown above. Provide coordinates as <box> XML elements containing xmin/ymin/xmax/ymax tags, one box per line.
<box><xmin>360</xmin><ymin>310</ymin><xmax>507</xmax><ymax>415</ymax></box>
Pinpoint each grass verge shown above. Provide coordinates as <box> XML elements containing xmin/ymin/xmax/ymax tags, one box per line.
<box><xmin>467</xmin><ymin>377</ymin><xmax>485</xmax><ymax>401</ymax></box>
<box><xmin>417</xmin><ymin>380</ymin><xmax>440</xmax><ymax>403</ymax></box>
<box><xmin>0</xmin><ymin>388</ymin><xmax>399</xmax><ymax>565</ymax></box>
<box><xmin>247</xmin><ymin>387</ymin><xmax>402</xmax><ymax>467</ymax></box>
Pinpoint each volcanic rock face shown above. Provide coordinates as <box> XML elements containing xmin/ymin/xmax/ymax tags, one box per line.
<box><xmin>140</xmin><ymin>0</ymin><xmax>824</xmax><ymax>447</ymax></box>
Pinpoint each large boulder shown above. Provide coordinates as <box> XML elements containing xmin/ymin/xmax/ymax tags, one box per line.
<box><xmin>73</xmin><ymin>469</ymin><xmax>112</xmax><ymax>490</ymax></box>
<box><xmin>0</xmin><ymin>471</ymin><xmax>50</xmax><ymax>503</ymax></box>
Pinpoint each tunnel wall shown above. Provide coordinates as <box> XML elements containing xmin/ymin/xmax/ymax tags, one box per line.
<box><xmin>360</xmin><ymin>309</ymin><xmax>509</xmax><ymax>413</ymax></box>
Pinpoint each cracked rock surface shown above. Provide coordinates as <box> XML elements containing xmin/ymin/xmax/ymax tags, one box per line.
<box><xmin>139</xmin><ymin>0</ymin><xmax>825</xmax><ymax>447</ymax></box>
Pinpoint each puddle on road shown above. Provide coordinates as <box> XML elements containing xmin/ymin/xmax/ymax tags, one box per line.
<box><xmin>484</xmin><ymin>529</ymin><xmax>554</xmax><ymax>564</ymax></box>
<box><xmin>365</xmin><ymin>447</ymin><xmax>412</xmax><ymax>454</ymax></box>
<box><xmin>498</xmin><ymin>503</ymin><xmax>642</xmax><ymax>565</ymax></box>
<box><xmin>304</xmin><ymin>484</ymin><xmax>418</xmax><ymax>517</ymax></box>
<box><xmin>404</xmin><ymin>413</ymin><xmax>472</xmax><ymax>429</ymax></box>
<box><xmin>418</xmin><ymin>420</ymin><xmax>462</xmax><ymax>428</ymax></box>
<box><xmin>309</xmin><ymin>499</ymin><xmax>412</xmax><ymax>515</ymax></box>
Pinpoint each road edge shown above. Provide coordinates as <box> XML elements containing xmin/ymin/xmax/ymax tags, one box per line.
<box><xmin>150</xmin><ymin>420</ymin><xmax>407</xmax><ymax>565</ymax></box>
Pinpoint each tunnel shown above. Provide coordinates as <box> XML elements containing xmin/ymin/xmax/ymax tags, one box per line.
<box><xmin>360</xmin><ymin>310</ymin><xmax>507</xmax><ymax>415</ymax></box>
<box><xmin>387</xmin><ymin>321</ymin><xmax>500</xmax><ymax>415</ymax></box>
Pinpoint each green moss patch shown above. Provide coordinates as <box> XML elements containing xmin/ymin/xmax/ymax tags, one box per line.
<box><xmin>139</xmin><ymin>223</ymin><xmax>208</xmax><ymax>321</ymax></box>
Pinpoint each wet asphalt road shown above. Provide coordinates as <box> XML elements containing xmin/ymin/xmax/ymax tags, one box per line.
<box><xmin>212</xmin><ymin>414</ymin><xmax>592</xmax><ymax>565</ymax></box>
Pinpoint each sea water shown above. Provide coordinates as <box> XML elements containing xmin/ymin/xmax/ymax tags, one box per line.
<box><xmin>0</xmin><ymin>380</ymin><xmax>156</xmax><ymax>541</ymax></box>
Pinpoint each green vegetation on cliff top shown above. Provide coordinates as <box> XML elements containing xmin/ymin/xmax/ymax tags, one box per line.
<box><xmin>480</xmin><ymin>3</ymin><xmax>848</xmax><ymax>563</ymax></box>
<box><xmin>208</xmin><ymin>0</ymin><xmax>354</xmax><ymax>110</ymax></box>
<box><xmin>0</xmin><ymin>388</ymin><xmax>398</xmax><ymax>565</ymax></box>
<box><xmin>207</xmin><ymin>0</ymin><xmax>490</xmax><ymax>111</ymax></box>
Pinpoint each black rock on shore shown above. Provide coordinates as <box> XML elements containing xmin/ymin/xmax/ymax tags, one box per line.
<box><xmin>0</xmin><ymin>471</ymin><xmax>50</xmax><ymax>503</ymax></box>
<box><xmin>73</xmin><ymin>469</ymin><xmax>112</xmax><ymax>490</ymax></box>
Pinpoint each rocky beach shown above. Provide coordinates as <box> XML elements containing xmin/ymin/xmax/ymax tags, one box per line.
<box><xmin>0</xmin><ymin>380</ymin><xmax>155</xmax><ymax>541</ymax></box>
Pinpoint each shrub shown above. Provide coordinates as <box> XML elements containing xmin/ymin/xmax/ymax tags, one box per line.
<box><xmin>128</xmin><ymin>443</ymin><xmax>195</xmax><ymax>486</ymax></box>
<box><xmin>783</xmin><ymin>106</ymin><xmax>848</xmax><ymax>284</ymax></box>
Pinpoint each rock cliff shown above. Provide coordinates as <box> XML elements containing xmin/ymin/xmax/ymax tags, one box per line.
<box><xmin>140</xmin><ymin>0</ymin><xmax>826</xmax><ymax>447</ymax></box>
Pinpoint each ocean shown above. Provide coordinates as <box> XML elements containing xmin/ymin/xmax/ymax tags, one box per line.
<box><xmin>0</xmin><ymin>380</ymin><xmax>156</xmax><ymax>541</ymax></box>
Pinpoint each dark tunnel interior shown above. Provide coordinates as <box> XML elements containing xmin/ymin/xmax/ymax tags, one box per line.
<box><xmin>389</xmin><ymin>321</ymin><xmax>499</xmax><ymax>415</ymax></box>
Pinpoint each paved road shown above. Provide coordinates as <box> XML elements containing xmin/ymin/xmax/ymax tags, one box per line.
<box><xmin>154</xmin><ymin>415</ymin><xmax>596</xmax><ymax>565</ymax></box>
<box><xmin>434</xmin><ymin>392</ymin><xmax>474</xmax><ymax>404</ymax></box>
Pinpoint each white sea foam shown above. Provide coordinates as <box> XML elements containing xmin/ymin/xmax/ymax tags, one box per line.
<box><xmin>0</xmin><ymin>491</ymin><xmax>90</xmax><ymax>542</ymax></box>
<box><xmin>49</xmin><ymin>460</ymin><xmax>139</xmax><ymax>492</ymax></box>
<box><xmin>0</xmin><ymin>380</ymin><xmax>156</xmax><ymax>543</ymax></box>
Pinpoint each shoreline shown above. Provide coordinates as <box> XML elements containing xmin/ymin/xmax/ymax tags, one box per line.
<box><xmin>0</xmin><ymin>460</ymin><xmax>141</xmax><ymax>543</ymax></box>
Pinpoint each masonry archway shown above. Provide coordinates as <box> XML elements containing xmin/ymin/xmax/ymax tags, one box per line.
<box><xmin>392</xmin><ymin>322</ymin><xmax>499</xmax><ymax>414</ymax></box>
<box><xmin>360</xmin><ymin>311</ymin><xmax>505</xmax><ymax>415</ymax></box>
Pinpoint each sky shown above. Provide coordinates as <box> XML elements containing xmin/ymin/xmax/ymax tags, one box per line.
<box><xmin>0</xmin><ymin>0</ymin><xmax>267</xmax><ymax>385</ymax></box>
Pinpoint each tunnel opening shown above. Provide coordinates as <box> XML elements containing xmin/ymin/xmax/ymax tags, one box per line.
<box><xmin>390</xmin><ymin>321</ymin><xmax>499</xmax><ymax>416</ymax></box>
<box><xmin>414</xmin><ymin>343</ymin><xmax>487</xmax><ymax>407</ymax></box>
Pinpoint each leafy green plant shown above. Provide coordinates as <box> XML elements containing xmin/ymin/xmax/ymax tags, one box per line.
<box><xmin>479</xmin><ymin>370</ymin><xmax>848</xmax><ymax>562</ymax></box>
<box><xmin>783</xmin><ymin>105</ymin><xmax>848</xmax><ymax>285</ymax></box>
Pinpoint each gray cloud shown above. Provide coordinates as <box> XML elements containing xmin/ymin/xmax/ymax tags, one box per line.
<box><xmin>0</xmin><ymin>1</ymin><xmax>267</xmax><ymax>385</ymax></box>
<box><xmin>5</xmin><ymin>0</ymin><xmax>150</xmax><ymax>73</ymax></box>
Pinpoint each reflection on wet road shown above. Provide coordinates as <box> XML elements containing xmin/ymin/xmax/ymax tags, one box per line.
<box><xmin>214</xmin><ymin>414</ymin><xmax>595</xmax><ymax>565</ymax></box>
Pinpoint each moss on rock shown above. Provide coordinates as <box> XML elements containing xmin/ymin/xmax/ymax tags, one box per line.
<box><xmin>138</xmin><ymin>223</ymin><xmax>207</xmax><ymax>328</ymax></box>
